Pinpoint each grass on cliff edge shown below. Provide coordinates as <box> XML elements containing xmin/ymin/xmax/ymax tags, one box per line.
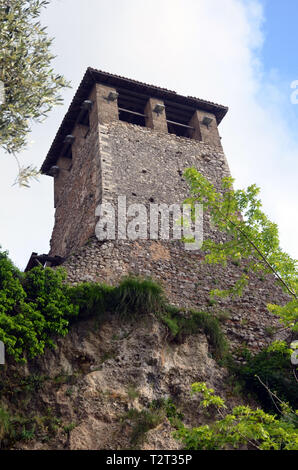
<box><xmin>0</xmin><ymin>248</ymin><xmax>227</xmax><ymax>362</ymax></box>
<box><xmin>68</xmin><ymin>277</ymin><xmax>228</xmax><ymax>359</ymax></box>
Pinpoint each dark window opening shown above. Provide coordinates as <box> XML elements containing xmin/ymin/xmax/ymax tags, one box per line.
<box><xmin>118</xmin><ymin>109</ymin><xmax>146</xmax><ymax>127</ymax></box>
<box><xmin>77</xmin><ymin>100</ymin><xmax>92</xmax><ymax>129</ymax></box>
<box><xmin>78</xmin><ymin>108</ymin><xmax>90</xmax><ymax>127</ymax></box>
<box><xmin>64</xmin><ymin>145</ymin><xmax>72</xmax><ymax>159</ymax></box>
<box><xmin>164</xmin><ymin>102</ymin><xmax>197</xmax><ymax>139</ymax></box>
<box><xmin>117</xmin><ymin>91</ymin><xmax>147</xmax><ymax>127</ymax></box>
<box><xmin>167</xmin><ymin>121</ymin><xmax>191</xmax><ymax>138</ymax></box>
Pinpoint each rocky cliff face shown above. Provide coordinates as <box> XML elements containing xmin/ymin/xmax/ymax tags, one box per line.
<box><xmin>2</xmin><ymin>313</ymin><xmax>238</xmax><ymax>450</ymax></box>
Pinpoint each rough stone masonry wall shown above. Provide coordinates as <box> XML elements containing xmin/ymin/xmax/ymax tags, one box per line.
<box><xmin>50</xmin><ymin>118</ymin><xmax>228</xmax><ymax>258</ymax></box>
<box><xmin>50</xmin><ymin>124</ymin><xmax>102</xmax><ymax>258</ymax></box>
<box><xmin>101</xmin><ymin>120</ymin><xmax>228</xmax><ymax>210</ymax></box>
<box><xmin>55</xmin><ymin>120</ymin><xmax>289</xmax><ymax>353</ymax></box>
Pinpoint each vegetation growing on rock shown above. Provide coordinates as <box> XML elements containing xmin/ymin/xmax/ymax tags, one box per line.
<box><xmin>0</xmin><ymin>247</ymin><xmax>297</xmax><ymax>450</ymax></box>
<box><xmin>228</xmin><ymin>340</ymin><xmax>298</xmax><ymax>412</ymax></box>
<box><xmin>175</xmin><ymin>382</ymin><xmax>298</xmax><ymax>450</ymax></box>
<box><xmin>0</xmin><ymin>249</ymin><xmax>227</xmax><ymax>362</ymax></box>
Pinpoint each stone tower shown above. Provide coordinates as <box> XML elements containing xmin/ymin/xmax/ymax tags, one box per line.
<box><xmin>41</xmin><ymin>68</ymin><xmax>229</xmax><ymax>257</ymax></box>
<box><xmin>38</xmin><ymin>68</ymin><xmax>286</xmax><ymax>351</ymax></box>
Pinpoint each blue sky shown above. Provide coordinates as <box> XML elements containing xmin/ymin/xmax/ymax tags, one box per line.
<box><xmin>261</xmin><ymin>0</ymin><xmax>297</xmax><ymax>74</ymax></box>
<box><xmin>260</xmin><ymin>0</ymin><xmax>298</xmax><ymax>132</ymax></box>
<box><xmin>0</xmin><ymin>0</ymin><xmax>297</xmax><ymax>269</ymax></box>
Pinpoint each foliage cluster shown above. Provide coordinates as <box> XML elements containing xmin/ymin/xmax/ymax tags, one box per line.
<box><xmin>183</xmin><ymin>168</ymin><xmax>298</xmax><ymax>331</ymax></box>
<box><xmin>0</xmin><ymin>0</ymin><xmax>69</xmax><ymax>156</ymax></box>
<box><xmin>0</xmin><ymin>250</ymin><xmax>77</xmax><ymax>362</ymax></box>
<box><xmin>175</xmin><ymin>382</ymin><xmax>298</xmax><ymax>450</ymax></box>
<box><xmin>158</xmin><ymin>306</ymin><xmax>228</xmax><ymax>359</ymax></box>
<box><xmin>230</xmin><ymin>340</ymin><xmax>298</xmax><ymax>412</ymax></box>
<box><xmin>69</xmin><ymin>276</ymin><xmax>165</xmax><ymax>320</ymax></box>
<box><xmin>122</xmin><ymin>398</ymin><xmax>183</xmax><ymax>448</ymax></box>
<box><xmin>0</xmin><ymin>249</ymin><xmax>224</xmax><ymax>362</ymax></box>
<box><xmin>0</xmin><ymin>403</ymin><xmax>63</xmax><ymax>449</ymax></box>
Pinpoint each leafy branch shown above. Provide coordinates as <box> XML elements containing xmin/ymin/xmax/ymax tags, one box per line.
<box><xmin>0</xmin><ymin>0</ymin><xmax>70</xmax><ymax>185</ymax></box>
<box><xmin>183</xmin><ymin>168</ymin><xmax>298</xmax><ymax>331</ymax></box>
<box><xmin>175</xmin><ymin>382</ymin><xmax>298</xmax><ymax>450</ymax></box>
<box><xmin>12</xmin><ymin>153</ymin><xmax>39</xmax><ymax>188</ymax></box>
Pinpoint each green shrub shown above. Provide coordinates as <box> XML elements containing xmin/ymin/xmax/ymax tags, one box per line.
<box><xmin>160</xmin><ymin>313</ymin><xmax>180</xmax><ymax>337</ymax></box>
<box><xmin>123</xmin><ymin>407</ymin><xmax>164</xmax><ymax>448</ymax></box>
<box><xmin>0</xmin><ymin>406</ymin><xmax>11</xmax><ymax>446</ymax></box>
<box><xmin>230</xmin><ymin>341</ymin><xmax>298</xmax><ymax>412</ymax></box>
<box><xmin>151</xmin><ymin>397</ymin><xmax>184</xmax><ymax>428</ymax></box>
<box><xmin>0</xmin><ymin>404</ymin><xmax>64</xmax><ymax>448</ymax></box>
<box><xmin>69</xmin><ymin>277</ymin><xmax>165</xmax><ymax>319</ymax></box>
<box><xmin>175</xmin><ymin>382</ymin><xmax>298</xmax><ymax>450</ymax></box>
<box><xmin>68</xmin><ymin>282</ymin><xmax>113</xmax><ymax>319</ymax></box>
<box><xmin>113</xmin><ymin>277</ymin><xmax>165</xmax><ymax>317</ymax></box>
<box><xmin>159</xmin><ymin>308</ymin><xmax>228</xmax><ymax>359</ymax></box>
<box><xmin>63</xmin><ymin>422</ymin><xmax>77</xmax><ymax>434</ymax></box>
<box><xmin>126</xmin><ymin>384</ymin><xmax>139</xmax><ymax>400</ymax></box>
<box><xmin>0</xmin><ymin>250</ymin><xmax>78</xmax><ymax>362</ymax></box>
<box><xmin>122</xmin><ymin>397</ymin><xmax>184</xmax><ymax>448</ymax></box>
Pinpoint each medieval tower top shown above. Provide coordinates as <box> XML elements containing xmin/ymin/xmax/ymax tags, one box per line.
<box><xmin>40</xmin><ymin>68</ymin><xmax>229</xmax><ymax>259</ymax></box>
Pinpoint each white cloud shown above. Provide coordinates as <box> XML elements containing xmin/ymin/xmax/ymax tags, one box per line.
<box><xmin>0</xmin><ymin>0</ymin><xmax>297</xmax><ymax>269</ymax></box>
